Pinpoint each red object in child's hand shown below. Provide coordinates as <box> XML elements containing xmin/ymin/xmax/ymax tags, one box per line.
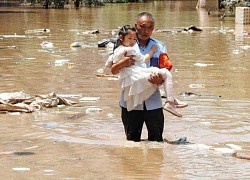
<box><xmin>159</xmin><ymin>53</ymin><xmax>173</xmax><ymax>71</ymax></box>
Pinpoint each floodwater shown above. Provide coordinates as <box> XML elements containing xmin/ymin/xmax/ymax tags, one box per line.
<box><xmin>0</xmin><ymin>1</ymin><xmax>250</xmax><ymax>179</ymax></box>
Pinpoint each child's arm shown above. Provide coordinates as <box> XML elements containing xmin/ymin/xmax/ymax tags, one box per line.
<box><xmin>144</xmin><ymin>44</ymin><xmax>158</xmax><ymax>63</ymax></box>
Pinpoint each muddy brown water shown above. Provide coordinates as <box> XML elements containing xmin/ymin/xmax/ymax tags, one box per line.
<box><xmin>0</xmin><ymin>1</ymin><xmax>250</xmax><ymax>179</ymax></box>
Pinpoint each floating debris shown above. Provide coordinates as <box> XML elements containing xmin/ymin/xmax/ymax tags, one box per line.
<box><xmin>25</xmin><ymin>29</ymin><xmax>50</xmax><ymax>34</ymax></box>
<box><xmin>0</xmin><ymin>151</ymin><xmax>34</xmax><ymax>156</ymax></box>
<box><xmin>25</xmin><ymin>146</ymin><xmax>39</xmax><ymax>150</ymax></box>
<box><xmin>57</xmin><ymin>94</ymin><xmax>82</xmax><ymax>98</ymax></box>
<box><xmin>44</xmin><ymin>170</ymin><xmax>54</xmax><ymax>172</ymax></box>
<box><xmin>89</xmin><ymin>29</ymin><xmax>99</xmax><ymax>34</ymax></box>
<box><xmin>85</xmin><ymin>107</ymin><xmax>102</xmax><ymax>114</ymax></box>
<box><xmin>79</xmin><ymin>97</ymin><xmax>100</xmax><ymax>102</ymax></box>
<box><xmin>182</xmin><ymin>25</ymin><xmax>202</xmax><ymax>32</ymax></box>
<box><xmin>107</xmin><ymin>77</ymin><xmax>119</xmax><ymax>81</ymax></box>
<box><xmin>188</xmin><ymin>143</ymin><xmax>212</xmax><ymax>150</ymax></box>
<box><xmin>81</xmin><ymin>29</ymin><xmax>99</xmax><ymax>35</ymax></box>
<box><xmin>106</xmin><ymin>113</ymin><xmax>114</xmax><ymax>118</ymax></box>
<box><xmin>188</xmin><ymin>143</ymin><xmax>250</xmax><ymax>160</ymax></box>
<box><xmin>98</xmin><ymin>39</ymin><xmax>111</xmax><ymax>48</ymax></box>
<box><xmin>70</xmin><ymin>42</ymin><xmax>82</xmax><ymax>47</ymax></box>
<box><xmin>43</xmin><ymin>122</ymin><xmax>58</xmax><ymax>128</ymax></box>
<box><xmin>8</xmin><ymin>112</ymin><xmax>21</xmax><ymax>116</ymax></box>
<box><xmin>54</xmin><ymin>59</ymin><xmax>70</xmax><ymax>66</ymax></box>
<box><xmin>0</xmin><ymin>34</ymin><xmax>27</xmax><ymax>38</ymax></box>
<box><xmin>12</xmin><ymin>168</ymin><xmax>30</xmax><ymax>171</ymax></box>
<box><xmin>164</xmin><ymin>137</ymin><xmax>190</xmax><ymax>144</ymax></box>
<box><xmin>96</xmin><ymin>68</ymin><xmax>104</xmax><ymax>74</ymax></box>
<box><xmin>155</xmin><ymin>25</ymin><xmax>202</xmax><ymax>34</ymax></box>
<box><xmin>26</xmin><ymin>57</ymin><xmax>36</xmax><ymax>60</ymax></box>
<box><xmin>194</xmin><ymin>63</ymin><xmax>214</xmax><ymax>67</ymax></box>
<box><xmin>66</xmin><ymin>112</ymin><xmax>86</xmax><ymax>120</ymax></box>
<box><xmin>0</xmin><ymin>91</ymin><xmax>77</xmax><ymax>113</ymax></box>
<box><xmin>98</xmin><ymin>38</ymin><xmax>116</xmax><ymax>48</ymax></box>
<box><xmin>180</xmin><ymin>91</ymin><xmax>221</xmax><ymax>98</ymax></box>
<box><xmin>240</xmin><ymin>45</ymin><xmax>250</xmax><ymax>50</ymax></box>
<box><xmin>214</xmin><ymin>148</ymin><xmax>237</xmax><ymax>156</ymax></box>
<box><xmin>226</xmin><ymin>144</ymin><xmax>242</xmax><ymax>150</ymax></box>
<box><xmin>96</xmin><ymin>73</ymin><xmax>117</xmax><ymax>78</ymax></box>
<box><xmin>189</xmin><ymin>84</ymin><xmax>205</xmax><ymax>88</ymax></box>
<box><xmin>40</xmin><ymin>41</ymin><xmax>54</xmax><ymax>49</ymax></box>
<box><xmin>232</xmin><ymin>50</ymin><xmax>240</xmax><ymax>54</ymax></box>
<box><xmin>219</xmin><ymin>28</ymin><xmax>235</xmax><ymax>34</ymax></box>
<box><xmin>0</xmin><ymin>46</ymin><xmax>16</xmax><ymax>49</ymax></box>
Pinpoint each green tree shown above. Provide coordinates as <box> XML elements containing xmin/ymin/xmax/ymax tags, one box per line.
<box><xmin>221</xmin><ymin>0</ymin><xmax>250</xmax><ymax>14</ymax></box>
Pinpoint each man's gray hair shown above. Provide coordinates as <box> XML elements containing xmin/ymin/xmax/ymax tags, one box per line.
<box><xmin>136</xmin><ymin>12</ymin><xmax>155</xmax><ymax>24</ymax></box>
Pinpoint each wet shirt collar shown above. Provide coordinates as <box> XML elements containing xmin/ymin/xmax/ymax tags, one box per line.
<box><xmin>136</xmin><ymin>38</ymin><xmax>154</xmax><ymax>56</ymax></box>
<box><xmin>136</xmin><ymin>38</ymin><xmax>151</xmax><ymax>49</ymax></box>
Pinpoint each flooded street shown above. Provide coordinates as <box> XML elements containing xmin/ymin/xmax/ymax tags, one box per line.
<box><xmin>1</xmin><ymin>1</ymin><xmax>250</xmax><ymax>179</ymax></box>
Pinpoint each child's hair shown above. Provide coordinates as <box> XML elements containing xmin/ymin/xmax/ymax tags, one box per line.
<box><xmin>113</xmin><ymin>25</ymin><xmax>136</xmax><ymax>51</ymax></box>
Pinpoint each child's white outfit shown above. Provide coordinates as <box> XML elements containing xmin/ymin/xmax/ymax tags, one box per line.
<box><xmin>106</xmin><ymin>44</ymin><xmax>175</xmax><ymax>113</ymax></box>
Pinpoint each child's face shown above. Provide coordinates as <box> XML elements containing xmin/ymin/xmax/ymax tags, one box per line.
<box><xmin>121</xmin><ymin>30</ymin><xmax>137</xmax><ymax>47</ymax></box>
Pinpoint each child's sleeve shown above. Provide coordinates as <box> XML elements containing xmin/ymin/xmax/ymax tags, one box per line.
<box><xmin>127</xmin><ymin>45</ymin><xmax>145</xmax><ymax>63</ymax></box>
<box><xmin>105</xmin><ymin>54</ymin><xmax>114</xmax><ymax>68</ymax></box>
<box><xmin>113</xmin><ymin>47</ymin><xmax>128</xmax><ymax>64</ymax></box>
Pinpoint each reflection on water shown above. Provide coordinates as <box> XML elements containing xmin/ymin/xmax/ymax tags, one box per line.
<box><xmin>0</xmin><ymin>1</ymin><xmax>250</xmax><ymax>179</ymax></box>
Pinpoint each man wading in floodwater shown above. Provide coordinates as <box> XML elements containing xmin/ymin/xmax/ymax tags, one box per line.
<box><xmin>107</xmin><ymin>12</ymin><xmax>187</xmax><ymax>142</ymax></box>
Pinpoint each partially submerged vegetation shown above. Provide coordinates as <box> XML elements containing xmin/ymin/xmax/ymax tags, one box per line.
<box><xmin>20</xmin><ymin>0</ymin><xmax>141</xmax><ymax>8</ymax></box>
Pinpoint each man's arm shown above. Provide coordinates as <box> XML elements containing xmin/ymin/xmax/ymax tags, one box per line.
<box><xmin>148</xmin><ymin>42</ymin><xmax>166</xmax><ymax>85</ymax></box>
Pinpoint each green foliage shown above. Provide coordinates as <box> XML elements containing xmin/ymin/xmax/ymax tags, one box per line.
<box><xmin>20</xmin><ymin>0</ymin><xmax>144</xmax><ymax>8</ymax></box>
<box><xmin>84</xmin><ymin>0</ymin><xmax>105</xmax><ymax>6</ymax></box>
<box><xmin>221</xmin><ymin>0</ymin><xmax>250</xmax><ymax>14</ymax></box>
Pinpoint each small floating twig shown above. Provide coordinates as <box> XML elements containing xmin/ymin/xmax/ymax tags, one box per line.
<box><xmin>96</xmin><ymin>73</ymin><xmax>117</xmax><ymax>78</ymax></box>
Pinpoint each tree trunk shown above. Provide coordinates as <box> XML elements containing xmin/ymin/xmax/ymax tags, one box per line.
<box><xmin>196</xmin><ymin>0</ymin><xmax>206</xmax><ymax>9</ymax></box>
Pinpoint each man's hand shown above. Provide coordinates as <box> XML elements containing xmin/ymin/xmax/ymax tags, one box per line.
<box><xmin>122</xmin><ymin>56</ymin><xmax>135</xmax><ymax>67</ymax></box>
<box><xmin>111</xmin><ymin>52</ymin><xmax>135</xmax><ymax>74</ymax></box>
<box><xmin>148</xmin><ymin>73</ymin><xmax>164</xmax><ymax>85</ymax></box>
<box><xmin>123</xmin><ymin>51</ymin><xmax>135</xmax><ymax>67</ymax></box>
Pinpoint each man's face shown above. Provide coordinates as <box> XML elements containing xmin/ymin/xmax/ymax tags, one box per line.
<box><xmin>135</xmin><ymin>16</ymin><xmax>154</xmax><ymax>41</ymax></box>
